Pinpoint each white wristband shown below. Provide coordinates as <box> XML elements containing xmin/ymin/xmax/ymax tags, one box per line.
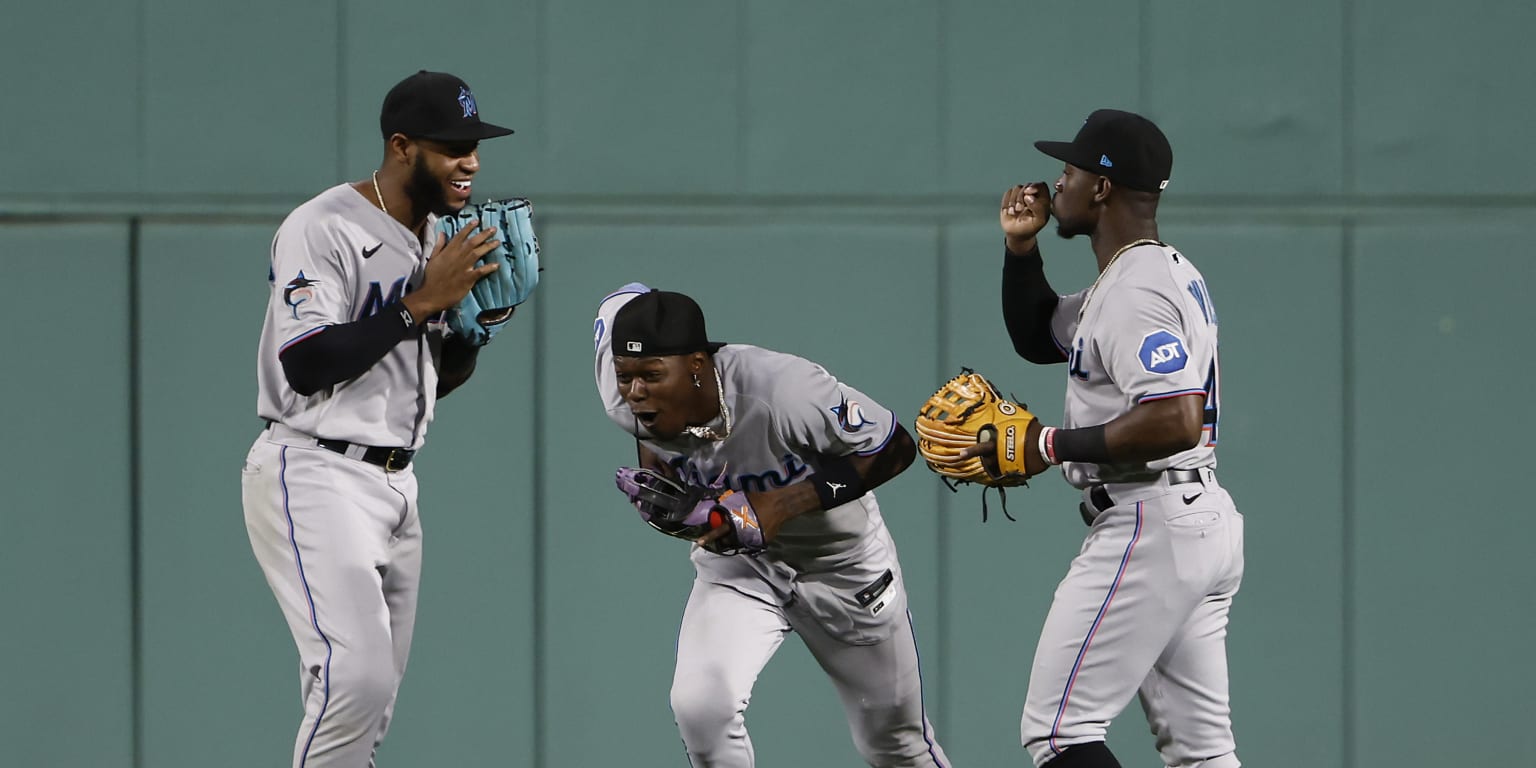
<box><xmin>1037</xmin><ymin>426</ymin><xmax>1054</xmax><ymax>466</ymax></box>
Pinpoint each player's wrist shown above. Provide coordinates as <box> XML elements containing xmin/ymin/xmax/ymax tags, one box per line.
<box><xmin>1052</xmin><ymin>425</ymin><xmax>1110</xmax><ymax>464</ymax></box>
<box><xmin>810</xmin><ymin>454</ymin><xmax>867</xmax><ymax>511</ymax></box>
<box><xmin>1037</xmin><ymin>425</ymin><xmax>1060</xmax><ymax>466</ymax></box>
<box><xmin>400</xmin><ymin>295</ymin><xmax>433</xmax><ymax>325</ymax></box>
<box><xmin>1004</xmin><ymin>234</ymin><xmax>1039</xmax><ymax>257</ymax></box>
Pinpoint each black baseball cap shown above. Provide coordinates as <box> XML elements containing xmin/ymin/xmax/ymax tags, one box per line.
<box><xmin>379</xmin><ymin>70</ymin><xmax>514</xmax><ymax>142</ymax></box>
<box><xmin>1034</xmin><ymin>109</ymin><xmax>1173</xmax><ymax>193</ymax></box>
<box><xmin>611</xmin><ymin>290</ymin><xmax>726</xmax><ymax>357</ymax></box>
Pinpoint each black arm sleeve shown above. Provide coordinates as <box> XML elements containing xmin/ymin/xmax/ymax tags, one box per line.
<box><xmin>1001</xmin><ymin>243</ymin><xmax>1069</xmax><ymax>364</ymax></box>
<box><xmin>279</xmin><ymin>302</ymin><xmax>414</xmax><ymax>396</ymax></box>
<box><xmin>436</xmin><ymin>335</ymin><xmax>481</xmax><ymax>399</ymax></box>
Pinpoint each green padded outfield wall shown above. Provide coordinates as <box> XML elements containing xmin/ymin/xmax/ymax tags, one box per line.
<box><xmin>2</xmin><ymin>1</ymin><xmax>1532</xmax><ymax>766</ymax></box>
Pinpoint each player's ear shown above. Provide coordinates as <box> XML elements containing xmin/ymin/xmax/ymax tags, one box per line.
<box><xmin>385</xmin><ymin>133</ymin><xmax>412</xmax><ymax>166</ymax></box>
<box><xmin>1093</xmin><ymin>176</ymin><xmax>1113</xmax><ymax>205</ymax></box>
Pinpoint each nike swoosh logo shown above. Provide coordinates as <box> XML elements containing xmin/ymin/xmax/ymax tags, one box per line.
<box><xmin>1182</xmin><ymin>493</ymin><xmax>1203</xmax><ymax>505</ymax></box>
<box><xmin>362</xmin><ymin>243</ymin><xmax>383</xmax><ymax>259</ymax></box>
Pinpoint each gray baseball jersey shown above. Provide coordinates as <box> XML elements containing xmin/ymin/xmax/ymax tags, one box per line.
<box><xmin>1048</xmin><ymin>241</ymin><xmax>1220</xmax><ymax>487</ymax></box>
<box><xmin>243</xmin><ymin>183</ymin><xmax>442</xmax><ymax>768</ymax></box>
<box><xmin>256</xmin><ymin>183</ymin><xmax>446</xmax><ymax>449</ymax></box>
<box><xmin>593</xmin><ymin>284</ymin><xmax>951</xmax><ymax>767</ymax></box>
<box><xmin>594</xmin><ymin>286</ymin><xmax>900</xmax><ymax>568</ymax></box>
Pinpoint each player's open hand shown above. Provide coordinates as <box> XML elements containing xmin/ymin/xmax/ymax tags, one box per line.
<box><xmin>1001</xmin><ymin>182</ymin><xmax>1051</xmax><ymax>253</ymax></box>
<box><xmin>408</xmin><ymin>222</ymin><xmax>502</xmax><ymax>318</ymax></box>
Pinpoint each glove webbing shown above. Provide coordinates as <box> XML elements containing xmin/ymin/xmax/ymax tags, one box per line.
<box><xmin>936</xmin><ymin>366</ymin><xmax>1023</xmax><ymax>522</ymax></box>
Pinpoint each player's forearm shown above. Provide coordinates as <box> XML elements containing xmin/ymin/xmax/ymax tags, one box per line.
<box><xmin>1002</xmin><ymin>243</ymin><xmax>1067</xmax><ymax>364</ymax></box>
<box><xmin>1051</xmin><ymin>395</ymin><xmax>1204</xmax><ymax>464</ymax></box>
<box><xmin>279</xmin><ymin>302</ymin><xmax>415</xmax><ymax>396</ymax></box>
<box><xmin>1104</xmin><ymin>396</ymin><xmax>1204</xmax><ymax>461</ymax></box>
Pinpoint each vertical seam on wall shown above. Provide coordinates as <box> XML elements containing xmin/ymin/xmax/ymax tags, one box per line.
<box><xmin>531</xmin><ymin>230</ymin><xmax>547</xmax><ymax>768</ymax></box>
<box><xmin>535</xmin><ymin>0</ymin><xmax>549</xmax><ymax>190</ymax></box>
<box><xmin>1341</xmin><ymin>0</ymin><xmax>1356</xmax><ymax>195</ymax></box>
<box><xmin>530</xmin><ymin>0</ymin><xmax>550</xmax><ymax>755</ymax></box>
<box><xmin>736</xmin><ymin>0</ymin><xmax>750</xmax><ymax>193</ymax></box>
<box><xmin>1340</xmin><ymin>3</ymin><xmax>1357</xmax><ymax>762</ymax></box>
<box><xmin>933</xmin><ymin>223</ymin><xmax>950</xmax><ymax>721</ymax></box>
<box><xmin>128</xmin><ymin>216</ymin><xmax>143</xmax><ymax>768</ymax></box>
<box><xmin>1138</xmin><ymin>0</ymin><xmax>1151</xmax><ymax>111</ymax></box>
<box><xmin>935</xmin><ymin>0</ymin><xmax>948</xmax><ymax>187</ymax></box>
<box><xmin>1340</xmin><ymin>223</ymin><xmax>1356</xmax><ymax>768</ymax></box>
<box><xmin>336</xmin><ymin>0</ymin><xmax>348</xmax><ymax>180</ymax></box>
<box><xmin>135</xmin><ymin>0</ymin><xmax>146</xmax><ymax>193</ymax></box>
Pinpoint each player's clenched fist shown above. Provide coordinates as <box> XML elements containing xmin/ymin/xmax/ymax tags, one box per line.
<box><xmin>1000</xmin><ymin>182</ymin><xmax>1051</xmax><ymax>254</ymax></box>
<box><xmin>404</xmin><ymin>222</ymin><xmax>502</xmax><ymax>320</ymax></box>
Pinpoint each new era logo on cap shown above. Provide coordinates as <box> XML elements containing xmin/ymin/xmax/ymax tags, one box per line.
<box><xmin>1099</xmin><ymin>154</ymin><xmax>1114</xmax><ymax>168</ymax></box>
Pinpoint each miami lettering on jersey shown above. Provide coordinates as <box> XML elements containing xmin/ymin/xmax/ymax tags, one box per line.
<box><xmin>666</xmin><ymin>453</ymin><xmax>812</xmax><ymax>494</ymax></box>
<box><xmin>1138</xmin><ymin>330</ymin><xmax>1188</xmax><ymax>374</ymax></box>
<box><xmin>1068</xmin><ymin>338</ymin><xmax>1089</xmax><ymax>381</ymax></box>
<box><xmin>359</xmin><ymin>277</ymin><xmax>409</xmax><ymax>321</ymax></box>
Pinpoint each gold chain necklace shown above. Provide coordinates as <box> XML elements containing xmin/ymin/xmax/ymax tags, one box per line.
<box><xmin>371</xmin><ymin>170</ymin><xmax>390</xmax><ymax>217</ymax></box>
<box><xmin>683</xmin><ymin>366</ymin><xmax>732</xmax><ymax>441</ymax></box>
<box><xmin>1078</xmin><ymin>238</ymin><xmax>1162</xmax><ymax>321</ymax></box>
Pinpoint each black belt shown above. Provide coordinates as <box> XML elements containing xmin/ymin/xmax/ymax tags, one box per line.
<box><xmin>1081</xmin><ymin>468</ymin><xmax>1208</xmax><ymax>524</ymax></box>
<box><xmin>265</xmin><ymin>421</ymin><xmax>415</xmax><ymax>472</ymax></box>
<box><xmin>318</xmin><ymin>439</ymin><xmax>415</xmax><ymax>472</ymax></box>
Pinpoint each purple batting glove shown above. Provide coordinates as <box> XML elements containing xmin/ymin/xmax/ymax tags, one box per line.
<box><xmin>694</xmin><ymin>490</ymin><xmax>765</xmax><ymax>554</ymax></box>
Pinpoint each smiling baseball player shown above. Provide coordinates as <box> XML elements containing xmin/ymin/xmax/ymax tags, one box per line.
<box><xmin>986</xmin><ymin>109</ymin><xmax>1246</xmax><ymax>768</ymax></box>
<box><xmin>240</xmin><ymin>71</ymin><xmax>518</xmax><ymax>768</ymax></box>
<box><xmin>594</xmin><ymin>285</ymin><xmax>951</xmax><ymax>767</ymax></box>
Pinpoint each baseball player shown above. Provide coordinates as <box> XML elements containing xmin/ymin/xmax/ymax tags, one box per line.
<box><xmin>240</xmin><ymin>71</ymin><xmax>515</xmax><ymax>768</ymax></box>
<box><xmin>593</xmin><ymin>286</ymin><xmax>952</xmax><ymax>767</ymax></box>
<box><xmin>984</xmin><ymin>109</ymin><xmax>1245</xmax><ymax>767</ymax></box>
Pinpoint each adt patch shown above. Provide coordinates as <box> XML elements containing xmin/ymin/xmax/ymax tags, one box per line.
<box><xmin>1138</xmin><ymin>330</ymin><xmax>1188</xmax><ymax>374</ymax></box>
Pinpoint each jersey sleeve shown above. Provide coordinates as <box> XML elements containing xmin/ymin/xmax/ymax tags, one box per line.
<box><xmin>771</xmin><ymin>358</ymin><xmax>898</xmax><ymax>458</ymax></box>
<box><xmin>268</xmin><ymin>219</ymin><xmax>354</xmax><ymax>354</ymax></box>
<box><xmin>1049</xmin><ymin>288</ymin><xmax>1088</xmax><ymax>359</ymax></box>
<box><xmin>592</xmin><ymin>283</ymin><xmax>651</xmax><ymax>428</ymax></box>
<box><xmin>1096</xmin><ymin>283</ymin><xmax>1210</xmax><ymax>404</ymax></box>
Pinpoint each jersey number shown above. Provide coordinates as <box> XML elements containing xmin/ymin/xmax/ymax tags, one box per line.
<box><xmin>1202</xmin><ymin>354</ymin><xmax>1220</xmax><ymax>446</ymax></box>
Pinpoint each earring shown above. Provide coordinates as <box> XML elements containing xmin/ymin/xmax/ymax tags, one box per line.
<box><xmin>692</xmin><ymin>372</ymin><xmax>702</xmax><ymax>388</ymax></box>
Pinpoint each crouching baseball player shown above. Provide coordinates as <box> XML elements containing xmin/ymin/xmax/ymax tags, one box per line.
<box><xmin>593</xmin><ymin>285</ymin><xmax>951</xmax><ymax>767</ymax></box>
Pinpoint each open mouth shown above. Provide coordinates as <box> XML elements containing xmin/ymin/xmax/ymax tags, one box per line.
<box><xmin>633</xmin><ymin>410</ymin><xmax>659</xmax><ymax>428</ymax></box>
<box><xmin>449</xmin><ymin>180</ymin><xmax>472</xmax><ymax>197</ymax></box>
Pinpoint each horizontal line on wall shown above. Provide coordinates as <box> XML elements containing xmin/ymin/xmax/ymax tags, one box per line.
<box><xmin>1</xmin><ymin>193</ymin><xmax>1532</xmax><ymax>226</ymax></box>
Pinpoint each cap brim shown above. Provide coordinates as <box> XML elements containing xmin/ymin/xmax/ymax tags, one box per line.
<box><xmin>1034</xmin><ymin>140</ymin><xmax>1094</xmax><ymax>170</ymax></box>
<box><xmin>420</xmin><ymin>122</ymin><xmax>515</xmax><ymax>141</ymax></box>
<box><xmin>704</xmin><ymin>341</ymin><xmax>726</xmax><ymax>353</ymax></box>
